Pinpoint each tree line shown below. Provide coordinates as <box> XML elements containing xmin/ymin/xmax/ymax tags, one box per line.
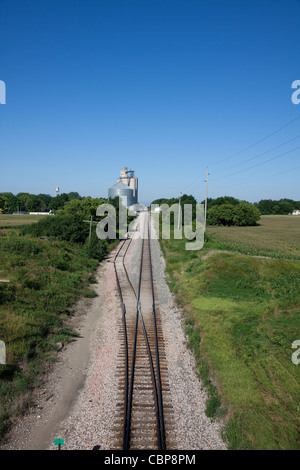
<box><xmin>254</xmin><ymin>198</ymin><xmax>300</xmax><ymax>215</ymax></box>
<box><xmin>206</xmin><ymin>196</ymin><xmax>299</xmax><ymax>215</ymax></box>
<box><xmin>0</xmin><ymin>191</ymin><xmax>83</xmax><ymax>214</ymax></box>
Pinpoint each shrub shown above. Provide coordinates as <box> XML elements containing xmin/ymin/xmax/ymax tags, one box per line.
<box><xmin>84</xmin><ymin>232</ymin><xmax>108</xmax><ymax>261</ymax></box>
<box><xmin>1</xmin><ymin>238</ymin><xmax>41</xmax><ymax>256</ymax></box>
<box><xmin>21</xmin><ymin>214</ymin><xmax>89</xmax><ymax>243</ymax></box>
<box><xmin>207</xmin><ymin>202</ymin><xmax>260</xmax><ymax>226</ymax></box>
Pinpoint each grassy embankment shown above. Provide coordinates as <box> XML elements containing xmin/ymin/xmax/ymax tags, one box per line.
<box><xmin>159</xmin><ymin>215</ymin><xmax>300</xmax><ymax>450</ymax></box>
<box><xmin>0</xmin><ymin>214</ymin><xmax>117</xmax><ymax>439</ymax></box>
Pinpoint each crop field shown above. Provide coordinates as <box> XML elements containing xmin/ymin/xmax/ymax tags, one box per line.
<box><xmin>0</xmin><ymin>214</ymin><xmax>45</xmax><ymax>228</ymax></box>
<box><xmin>160</xmin><ymin>215</ymin><xmax>300</xmax><ymax>450</ymax></box>
<box><xmin>207</xmin><ymin>215</ymin><xmax>300</xmax><ymax>259</ymax></box>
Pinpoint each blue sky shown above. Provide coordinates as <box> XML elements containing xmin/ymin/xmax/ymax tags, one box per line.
<box><xmin>0</xmin><ymin>0</ymin><xmax>299</xmax><ymax>205</ymax></box>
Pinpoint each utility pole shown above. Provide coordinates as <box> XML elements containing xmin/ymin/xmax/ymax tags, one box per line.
<box><xmin>178</xmin><ymin>192</ymin><xmax>182</xmax><ymax>231</ymax></box>
<box><xmin>83</xmin><ymin>215</ymin><xmax>98</xmax><ymax>243</ymax></box>
<box><xmin>89</xmin><ymin>215</ymin><xmax>92</xmax><ymax>242</ymax></box>
<box><xmin>204</xmin><ymin>167</ymin><xmax>209</xmax><ymax>232</ymax></box>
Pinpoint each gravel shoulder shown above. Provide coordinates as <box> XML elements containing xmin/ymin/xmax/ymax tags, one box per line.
<box><xmin>0</xmin><ymin>213</ymin><xmax>227</xmax><ymax>450</ymax></box>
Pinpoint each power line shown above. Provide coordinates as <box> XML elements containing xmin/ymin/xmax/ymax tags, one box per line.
<box><xmin>211</xmin><ymin>133</ymin><xmax>300</xmax><ymax>175</ymax></box>
<box><xmin>209</xmin><ymin>115</ymin><xmax>300</xmax><ymax>169</ymax></box>
<box><xmin>255</xmin><ymin>164</ymin><xmax>300</xmax><ymax>182</ymax></box>
<box><xmin>180</xmin><ymin>115</ymin><xmax>300</xmax><ymax>199</ymax></box>
<box><xmin>210</xmin><ymin>145</ymin><xmax>300</xmax><ymax>181</ymax></box>
<box><xmin>214</xmin><ymin>164</ymin><xmax>300</xmax><ymax>189</ymax></box>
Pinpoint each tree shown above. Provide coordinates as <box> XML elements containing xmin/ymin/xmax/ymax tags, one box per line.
<box><xmin>207</xmin><ymin>202</ymin><xmax>260</xmax><ymax>226</ymax></box>
<box><xmin>207</xmin><ymin>204</ymin><xmax>236</xmax><ymax>226</ymax></box>
<box><xmin>57</xmin><ymin>197</ymin><xmax>108</xmax><ymax>218</ymax></box>
<box><xmin>232</xmin><ymin>202</ymin><xmax>261</xmax><ymax>226</ymax></box>
<box><xmin>0</xmin><ymin>196</ymin><xmax>8</xmax><ymax>214</ymax></box>
<box><xmin>0</xmin><ymin>193</ymin><xmax>17</xmax><ymax>213</ymax></box>
<box><xmin>202</xmin><ymin>196</ymin><xmax>242</xmax><ymax>211</ymax></box>
<box><xmin>16</xmin><ymin>193</ymin><xmax>31</xmax><ymax>212</ymax></box>
<box><xmin>256</xmin><ymin>199</ymin><xmax>299</xmax><ymax>215</ymax></box>
<box><xmin>36</xmin><ymin>194</ymin><xmax>52</xmax><ymax>212</ymax></box>
<box><xmin>48</xmin><ymin>193</ymin><xmax>70</xmax><ymax>211</ymax></box>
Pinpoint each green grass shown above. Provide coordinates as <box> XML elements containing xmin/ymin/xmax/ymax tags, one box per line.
<box><xmin>0</xmin><ymin>232</ymin><xmax>101</xmax><ymax>438</ymax></box>
<box><xmin>159</xmin><ymin>216</ymin><xmax>300</xmax><ymax>450</ymax></box>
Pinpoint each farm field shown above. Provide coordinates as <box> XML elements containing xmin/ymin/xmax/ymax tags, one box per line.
<box><xmin>207</xmin><ymin>215</ymin><xmax>300</xmax><ymax>259</ymax></box>
<box><xmin>160</xmin><ymin>215</ymin><xmax>300</xmax><ymax>450</ymax></box>
<box><xmin>0</xmin><ymin>214</ymin><xmax>46</xmax><ymax>228</ymax></box>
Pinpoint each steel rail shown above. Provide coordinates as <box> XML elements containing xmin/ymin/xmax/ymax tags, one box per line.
<box><xmin>148</xmin><ymin>213</ymin><xmax>166</xmax><ymax>450</ymax></box>
<box><xmin>113</xmin><ymin>237</ymin><xmax>131</xmax><ymax>449</ymax></box>
<box><xmin>114</xmin><ymin>215</ymin><xmax>166</xmax><ymax>450</ymax></box>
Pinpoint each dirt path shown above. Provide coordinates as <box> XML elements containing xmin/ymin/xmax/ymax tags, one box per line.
<box><xmin>0</xmin><ymin>257</ymin><xmax>113</xmax><ymax>450</ymax></box>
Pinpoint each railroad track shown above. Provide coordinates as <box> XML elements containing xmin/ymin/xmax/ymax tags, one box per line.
<box><xmin>112</xmin><ymin>212</ymin><xmax>173</xmax><ymax>450</ymax></box>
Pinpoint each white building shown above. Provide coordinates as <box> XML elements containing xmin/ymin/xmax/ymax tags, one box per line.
<box><xmin>292</xmin><ymin>210</ymin><xmax>300</xmax><ymax>215</ymax></box>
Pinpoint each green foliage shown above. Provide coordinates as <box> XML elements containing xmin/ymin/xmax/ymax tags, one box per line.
<box><xmin>184</xmin><ymin>318</ymin><xmax>225</xmax><ymax>419</ymax></box>
<box><xmin>57</xmin><ymin>196</ymin><xmax>107</xmax><ymax>218</ymax></box>
<box><xmin>207</xmin><ymin>203</ymin><xmax>236</xmax><ymax>226</ymax></box>
<box><xmin>0</xmin><ymin>193</ymin><xmax>18</xmax><ymax>213</ymax></box>
<box><xmin>151</xmin><ymin>194</ymin><xmax>198</xmax><ymax>225</ymax></box>
<box><xmin>0</xmin><ymin>191</ymin><xmax>83</xmax><ymax>214</ymax></box>
<box><xmin>0</xmin><ymin>196</ymin><xmax>8</xmax><ymax>214</ymax></box>
<box><xmin>200</xmin><ymin>196</ymin><xmax>299</xmax><ymax>218</ymax></box>
<box><xmin>84</xmin><ymin>232</ymin><xmax>109</xmax><ymax>260</ymax></box>
<box><xmin>256</xmin><ymin>198</ymin><xmax>300</xmax><ymax>215</ymax></box>
<box><xmin>19</xmin><ymin>194</ymin><xmax>135</xmax><ymax>262</ymax></box>
<box><xmin>1</xmin><ymin>238</ymin><xmax>41</xmax><ymax>256</ymax></box>
<box><xmin>21</xmin><ymin>213</ymin><xmax>89</xmax><ymax>243</ymax></box>
<box><xmin>204</xmin><ymin>196</ymin><xmax>242</xmax><ymax>210</ymax></box>
<box><xmin>207</xmin><ymin>202</ymin><xmax>261</xmax><ymax>226</ymax></box>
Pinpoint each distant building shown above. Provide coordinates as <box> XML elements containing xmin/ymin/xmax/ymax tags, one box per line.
<box><xmin>29</xmin><ymin>212</ymin><xmax>52</xmax><ymax>215</ymax></box>
<box><xmin>292</xmin><ymin>210</ymin><xmax>300</xmax><ymax>215</ymax></box>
